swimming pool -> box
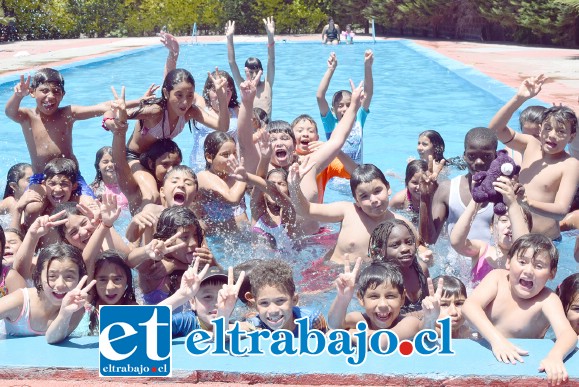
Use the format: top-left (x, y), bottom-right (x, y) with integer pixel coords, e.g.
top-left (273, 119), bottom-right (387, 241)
top-left (0, 40), bottom-right (575, 295)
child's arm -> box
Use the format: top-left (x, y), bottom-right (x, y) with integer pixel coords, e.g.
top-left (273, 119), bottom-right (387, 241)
top-left (421, 277), bottom-right (443, 330)
top-left (362, 50), bottom-right (374, 111)
top-left (450, 199), bottom-right (486, 259)
top-left (418, 156), bottom-right (447, 244)
top-left (488, 75), bottom-right (545, 152)
top-left (46, 276), bottom-right (96, 344)
top-left (5, 75), bottom-right (31, 124)
top-left (462, 270), bottom-right (529, 364)
top-left (160, 32), bottom-right (179, 77)
top-left (316, 52), bottom-right (337, 118)
top-left (191, 70), bottom-right (230, 132)
top-left (125, 204), bottom-right (159, 243)
top-left (328, 257), bottom-right (361, 329)
top-left (235, 69), bottom-right (262, 174)
top-left (216, 267), bottom-right (245, 321)
top-left (538, 294), bottom-right (578, 386)
top-left (225, 20), bottom-right (244, 87)
top-left (264, 17), bottom-right (275, 87)
top-left (127, 233), bottom-right (185, 269)
top-left (494, 176), bottom-right (530, 241)
top-left (159, 260), bottom-right (209, 311)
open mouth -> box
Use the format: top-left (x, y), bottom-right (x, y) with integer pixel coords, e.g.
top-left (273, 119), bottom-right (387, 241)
top-left (275, 149), bottom-right (288, 159)
top-left (375, 311), bottom-right (391, 322)
top-left (266, 314), bottom-right (284, 327)
top-left (52, 291), bottom-right (66, 300)
top-left (51, 194), bottom-right (66, 203)
top-left (173, 192), bottom-right (186, 205)
top-left (519, 279), bottom-right (533, 290)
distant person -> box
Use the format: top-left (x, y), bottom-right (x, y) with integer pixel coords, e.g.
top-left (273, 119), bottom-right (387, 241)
top-left (341, 24), bottom-right (355, 44)
top-left (321, 18), bottom-right (340, 45)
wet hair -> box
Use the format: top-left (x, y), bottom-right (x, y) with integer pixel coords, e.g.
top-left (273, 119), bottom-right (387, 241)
top-left (291, 114), bottom-right (319, 136)
top-left (405, 159), bottom-right (427, 187)
top-left (464, 127), bottom-right (498, 150)
top-left (250, 259), bottom-right (295, 298)
top-left (90, 146), bottom-right (112, 191)
top-left (33, 243), bottom-right (86, 295)
top-left (234, 259), bottom-right (264, 305)
top-left (432, 275), bottom-right (467, 299)
top-left (153, 206), bottom-right (203, 244)
top-left (203, 131), bottom-right (236, 170)
top-left (245, 57), bottom-right (263, 72)
top-left (43, 157), bottom-right (78, 184)
top-left (0, 225), bottom-right (5, 268)
top-left (350, 164), bottom-right (389, 198)
top-left (492, 202), bottom-right (533, 231)
top-left (253, 107), bottom-right (270, 126)
top-left (31, 68), bottom-right (65, 93)
top-left (541, 106), bottom-right (577, 135)
top-left (507, 233), bottom-right (558, 272)
top-left (419, 130), bottom-right (446, 162)
top-left (3, 162), bottom-right (32, 199)
top-left (519, 105), bottom-right (547, 130)
top-left (3, 227), bottom-right (24, 241)
top-left (556, 273), bottom-right (579, 315)
top-left (202, 70), bottom-right (239, 109)
top-left (163, 164), bottom-right (198, 187)
top-left (268, 120), bottom-right (296, 144)
top-left (139, 139), bottom-right (182, 176)
top-left (368, 218), bottom-right (416, 261)
top-left (51, 202), bottom-right (84, 241)
top-left (357, 262), bottom-right (405, 299)
top-left (331, 90), bottom-right (352, 111)
top-left (266, 167), bottom-right (288, 181)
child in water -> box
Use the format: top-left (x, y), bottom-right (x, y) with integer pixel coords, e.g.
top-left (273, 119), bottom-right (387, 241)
top-left (89, 146), bottom-right (128, 209)
top-left (0, 162), bottom-right (32, 215)
top-left (0, 225), bottom-right (26, 298)
top-left (389, 159), bottom-right (428, 222)
top-left (556, 273), bottom-right (579, 338)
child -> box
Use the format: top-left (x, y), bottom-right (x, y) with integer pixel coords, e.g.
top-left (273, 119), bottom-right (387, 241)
top-left (89, 146), bottom-right (128, 209)
top-left (505, 105), bottom-right (547, 165)
top-left (226, 17), bottom-right (275, 116)
top-left (416, 130), bottom-right (445, 163)
top-left (0, 162), bottom-right (32, 215)
top-left (389, 159), bottom-right (428, 221)
top-left (341, 24), bottom-right (355, 44)
top-left (88, 249), bottom-right (137, 334)
top-left (328, 259), bottom-right (421, 349)
top-left (556, 273), bottom-right (579, 337)
top-left (0, 225), bottom-right (26, 298)
top-left (245, 259), bottom-right (328, 334)
top-left (421, 275), bottom-right (472, 338)
top-left (488, 75), bottom-right (579, 240)
top-left (0, 243), bottom-right (95, 343)
top-left (2, 228), bottom-right (24, 267)
top-left (450, 176), bottom-right (532, 286)
top-left (369, 219), bottom-right (430, 315)
top-left (190, 70), bottom-right (240, 173)
top-left (316, 50), bottom-right (374, 164)
top-left (462, 234), bottom-right (577, 386)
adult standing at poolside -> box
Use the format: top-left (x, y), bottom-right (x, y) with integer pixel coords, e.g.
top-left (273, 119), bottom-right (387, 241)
top-left (321, 18), bottom-right (340, 45)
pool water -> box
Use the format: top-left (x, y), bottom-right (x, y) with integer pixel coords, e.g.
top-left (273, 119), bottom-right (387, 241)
top-left (0, 40), bottom-right (575, 313)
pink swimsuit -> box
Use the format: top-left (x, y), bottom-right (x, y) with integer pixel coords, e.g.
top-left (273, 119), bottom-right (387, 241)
top-left (4, 288), bottom-right (44, 336)
top-left (471, 244), bottom-right (494, 285)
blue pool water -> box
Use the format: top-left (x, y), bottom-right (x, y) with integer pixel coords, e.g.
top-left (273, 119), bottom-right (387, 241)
top-left (0, 40), bottom-right (575, 309)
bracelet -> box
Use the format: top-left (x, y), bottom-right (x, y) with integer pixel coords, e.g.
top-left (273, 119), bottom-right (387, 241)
top-left (101, 117), bottom-right (114, 131)
top-left (267, 41), bottom-right (275, 47)
top-left (102, 223), bottom-right (113, 229)
top-left (503, 130), bottom-right (516, 145)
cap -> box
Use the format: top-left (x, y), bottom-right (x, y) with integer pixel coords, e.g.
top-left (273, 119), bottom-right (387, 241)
top-left (201, 266), bottom-right (228, 284)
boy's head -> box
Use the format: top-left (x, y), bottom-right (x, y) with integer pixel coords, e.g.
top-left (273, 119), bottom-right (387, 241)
top-left (539, 106), bottom-right (577, 155)
top-left (193, 266), bottom-right (228, 328)
top-left (140, 139), bottom-right (182, 183)
top-left (357, 262), bottom-right (405, 330)
top-left (31, 69), bottom-right (65, 115)
top-left (252, 107), bottom-right (269, 131)
top-left (160, 165), bottom-right (198, 208)
top-left (350, 164), bottom-right (391, 217)
top-left (245, 57), bottom-right (263, 81)
top-left (268, 120), bottom-right (296, 168)
top-left (463, 127), bottom-right (497, 175)
top-left (154, 206), bottom-right (204, 265)
top-left (291, 114), bottom-right (319, 154)
top-left (43, 157), bottom-right (79, 205)
top-left (331, 90), bottom-right (352, 120)
top-left (233, 259), bottom-right (264, 305)
top-left (506, 233), bottom-right (558, 299)
top-left (432, 275), bottom-right (467, 333)
top-left (519, 105), bottom-right (547, 138)
top-left (247, 260), bottom-right (298, 331)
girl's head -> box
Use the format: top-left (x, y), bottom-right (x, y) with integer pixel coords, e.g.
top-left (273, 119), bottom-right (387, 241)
top-left (331, 90), bottom-right (352, 120)
top-left (350, 164), bottom-right (391, 217)
top-left (43, 157), bottom-right (79, 205)
top-left (417, 130), bottom-right (445, 162)
top-left (93, 250), bottom-right (135, 306)
top-left (265, 168), bottom-right (289, 206)
top-left (369, 219), bottom-right (417, 268)
top-left (346, 24), bottom-right (352, 32)
top-left (162, 69), bottom-right (196, 117)
top-left (356, 262), bottom-right (405, 330)
top-left (53, 202), bottom-right (96, 249)
top-left (203, 70), bottom-right (239, 110)
top-left (405, 159), bottom-right (427, 199)
top-left (432, 275), bottom-right (467, 333)
top-left (2, 227), bottom-right (24, 266)
top-left (268, 121), bottom-right (296, 168)
top-left (33, 243), bottom-right (86, 305)
top-left (204, 131), bottom-right (236, 171)
top-left (91, 146), bottom-right (115, 186)
top-left (491, 204), bottom-right (533, 250)
top-left (519, 105), bottom-right (547, 138)
top-left (556, 273), bottom-right (579, 335)
top-left (253, 108), bottom-right (270, 131)
top-left (140, 139), bottom-right (182, 183)
top-left (154, 206), bottom-right (204, 265)
top-left (160, 165), bottom-right (198, 207)
top-left (291, 114), bottom-right (319, 154)
top-left (3, 162), bottom-right (32, 200)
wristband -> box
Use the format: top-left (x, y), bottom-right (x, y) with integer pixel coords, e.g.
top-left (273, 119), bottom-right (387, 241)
top-left (268, 41), bottom-right (275, 47)
top-left (101, 117), bottom-right (114, 131)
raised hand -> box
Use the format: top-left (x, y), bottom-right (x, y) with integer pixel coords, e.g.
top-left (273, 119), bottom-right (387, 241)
top-left (144, 231), bottom-right (186, 261)
top-left (159, 31), bottom-right (179, 57)
top-left (419, 155), bottom-right (445, 197)
top-left (132, 210), bottom-right (159, 232)
top-left (493, 176), bottom-right (517, 207)
top-left (239, 67), bottom-right (263, 102)
top-left (517, 74), bottom-right (546, 100)
top-left (422, 277), bottom-right (443, 326)
top-left (263, 16), bottom-right (275, 37)
top-left (28, 210), bottom-right (68, 238)
top-left (228, 157), bottom-right (248, 181)
top-left (364, 49), bottom-right (374, 67)
top-left (217, 266), bottom-right (245, 318)
top-left (77, 201), bottom-right (101, 227)
top-left (14, 75), bottom-right (31, 98)
top-left (175, 258), bottom-right (210, 300)
top-left (193, 246), bottom-right (215, 267)
top-left (288, 156), bottom-right (316, 187)
top-left (335, 255), bottom-right (362, 298)
top-left (16, 189), bottom-right (44, 212)
top-left (327, 52), bottom-right (337, 70)
top-left (208, 67), bottom-right (228, 100)
top-left (98, 193), bottom-right (121, 228)
top-left (349, 79), bottom-right (365, 110)
top-left (256, 129), bottom-right (272, 159)
top-left (225, 20), bottom-right (235, 38)
top-left (142, 83), bottom-right (160, 101)
top-left (59, 275), bottom-right (97, 316)
top-left (110, 86), bottom-right (127, 123)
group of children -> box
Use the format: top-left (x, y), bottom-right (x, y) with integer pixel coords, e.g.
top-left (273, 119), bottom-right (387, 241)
top-left (0, 19), bottom-right (578, 384)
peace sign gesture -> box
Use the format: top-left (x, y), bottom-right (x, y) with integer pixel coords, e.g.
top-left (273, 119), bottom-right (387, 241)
top-left (110, 86), bottom-right (127, 123)
top-left (517, 74), bottom-right (546, 100)
top-left (208, 67), bottom-right (228, 100)
top-left (28, 210), bottom-right (68, 239)
top-left (349, 79), bottom-right (365, 110)
top-left (175, 258), bottom-right (210, 300)
top-left (419, 155), bottom-right (445, 197)
top-left (217, 266), bottom-right (245, 319)
top-left (14, 75), bottom-right (31, 98)
top-left (335, 255), bottom-right (362, 299)
top-left (421, 277), bottom-right (444, 328)
top-left (239, 67), bottom-right (263, 102)
top-left (59, 275), bottom-right (97, 316)
top-left (144, 231), bottom-right (186, 261)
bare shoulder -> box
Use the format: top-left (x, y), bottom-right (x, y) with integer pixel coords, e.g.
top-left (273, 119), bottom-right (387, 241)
top-left (390, 189), bottom-right (406, 209)
top-left (433, 179), bottom-right (451, 203)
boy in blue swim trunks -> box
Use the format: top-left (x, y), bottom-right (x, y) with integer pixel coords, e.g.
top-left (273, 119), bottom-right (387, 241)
top-left (316, 50), bottom-right (374, 164)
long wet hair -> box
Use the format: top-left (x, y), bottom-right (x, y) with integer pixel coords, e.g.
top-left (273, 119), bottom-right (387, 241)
top-left (3, 162), bottom-right (32, 199)
top-left (90, 146), bottom-right (112, 196)
top-left (557, 273), bottom-right (579, 316)
top-left (33, 244), bottom-right (86, 295)
top-left (419, 130), bottom-right (445, 162)
top-left (405, 159), bottom-right (427, 187)
top-left (203, 131), bottom-right (235, 170)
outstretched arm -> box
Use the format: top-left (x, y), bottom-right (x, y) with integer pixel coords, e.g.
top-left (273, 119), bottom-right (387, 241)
top-left (5, 75), bottom-right (31, 124)
top-left (264, 16), bottom-right (275, 87)
top-left (418, 157), bottom-right (447, 244)
top-left (226, 20), bottom-right (243, 87)
top-left (316, 52), bottom-right (337, 118)
top-left (160, 32), bottom-right (180, 77)
top-left (450, 199), bottom-right (484, 258)
top-left (362, 50), bottom-right (374, 111)
top-left (236, 68), bottom-right (262, 174)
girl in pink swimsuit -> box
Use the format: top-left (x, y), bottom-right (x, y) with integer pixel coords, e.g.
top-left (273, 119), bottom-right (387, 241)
top-left (89, 146), bottom-right (129, 209)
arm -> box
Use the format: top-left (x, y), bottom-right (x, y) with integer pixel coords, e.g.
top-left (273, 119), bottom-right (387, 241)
top-left (159, 261), bottom-right (209, 311)
top-left (264, 17), bottom-right (275, 87)
top-left (362, 50), bottom-right (374, 111)
top-left (494, 177), bottom-right (529, 240)
top-left (336, 151), bottom-right (358, 174)
top-left (160, 32), bottom-right (179, 77)
top-left (225, 20), bottom-right (243, 87)
top-left (236, 69), bottom-right (262, 174)
top-left (190, 71), bottom-right (230, 132)
top-left (450, 199), bottom-right (485, 258)
top-left (5, 75), bottom-right (30, 123)
top-left (321, 25), bottom-right (328, 42)
top-left (125, 205), bottom-right (159, 243)
top-left (328, 257), bottom-right (361, 329)
top-left (316, 52), bottom-right (337, 118)
top-left (418, 179), bottom-right (448, 245)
